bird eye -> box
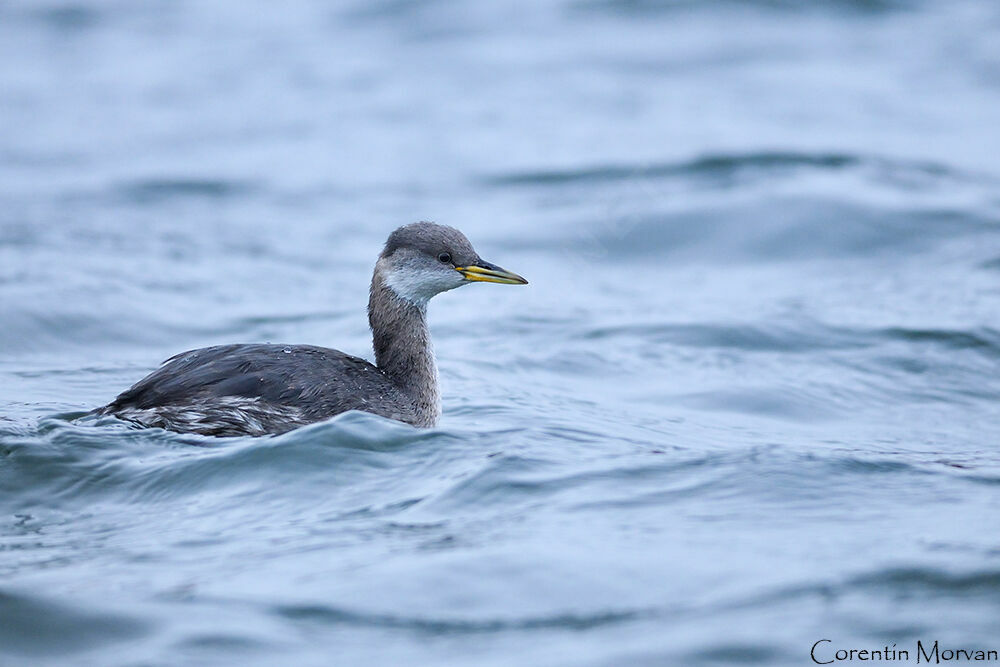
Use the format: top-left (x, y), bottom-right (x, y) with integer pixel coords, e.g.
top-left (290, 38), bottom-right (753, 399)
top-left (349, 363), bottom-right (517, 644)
top-left (437, 252), bottom-right (452, 264)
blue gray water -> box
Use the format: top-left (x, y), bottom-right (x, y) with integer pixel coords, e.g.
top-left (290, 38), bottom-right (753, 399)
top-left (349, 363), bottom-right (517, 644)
top-left (2, 1), bottom-right (1000, 665)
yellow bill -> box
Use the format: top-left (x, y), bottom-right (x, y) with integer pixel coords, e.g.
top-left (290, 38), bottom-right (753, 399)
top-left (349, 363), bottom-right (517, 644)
top-left (456, 262), bottom-right (528, 285)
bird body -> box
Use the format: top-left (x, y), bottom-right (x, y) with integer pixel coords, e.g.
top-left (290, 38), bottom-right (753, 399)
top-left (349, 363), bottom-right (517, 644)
top-left (97, 223), bottom-right (527, 436)
top-left (102, 343), bottom-right (418, 436)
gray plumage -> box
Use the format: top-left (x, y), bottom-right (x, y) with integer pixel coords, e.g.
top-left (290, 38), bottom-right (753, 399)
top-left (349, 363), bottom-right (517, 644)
top-left (97, 222), bottom-right (527, 437)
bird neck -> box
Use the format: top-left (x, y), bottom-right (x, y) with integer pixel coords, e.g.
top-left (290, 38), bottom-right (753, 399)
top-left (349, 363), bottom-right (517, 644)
top-left (368, 265), bottom-right (440, 426)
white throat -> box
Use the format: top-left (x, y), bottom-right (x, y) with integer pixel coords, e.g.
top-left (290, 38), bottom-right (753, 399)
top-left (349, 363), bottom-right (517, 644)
top-left (384, 265), bottom-right (459, 306)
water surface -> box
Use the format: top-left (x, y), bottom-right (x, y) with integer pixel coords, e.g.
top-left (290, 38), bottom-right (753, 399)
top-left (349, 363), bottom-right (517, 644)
top-left (2, 0), bottom-right (1000, 665)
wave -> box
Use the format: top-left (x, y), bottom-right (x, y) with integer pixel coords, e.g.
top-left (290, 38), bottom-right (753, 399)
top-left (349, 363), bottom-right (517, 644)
top-left (578, 320), bottom-right (1000, 358)
top-left (563, 319), bottom-right (1000, 418)
top-left (482, 151), bottom-right (861, 187)
top-left (0, 306), bottom-right (197, 356)
top-left (572, 0), bottom-right (922, 18)
top-left (0, 412), bottom-right (456, 510)
top-left (0, 588), bottom-right (148, 658)
top-left (0, 302), bottom-right (351, 357)
top-left (114, 178), bottom-right (258, 205)
top-left (482, 151), bottom-right (998, 264)
top-left (847, 567), bottom-right (1000, 595)
top-left (616, 204), bottom-right (989, 261)
top-left (417, 443), bottom-right (996, 517)
top-left (273, 602), bottom-right (644, 633)
top-left (259, 562), bottom-right (1000, 640)
top-left (12, 407), bottom-right (989, 521)
top-left (480, 151), bottom-right (987, 189)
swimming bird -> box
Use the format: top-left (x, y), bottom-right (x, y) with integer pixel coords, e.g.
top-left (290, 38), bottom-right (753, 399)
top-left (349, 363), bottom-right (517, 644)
top-left (97, 222), bottom-right (527, 436)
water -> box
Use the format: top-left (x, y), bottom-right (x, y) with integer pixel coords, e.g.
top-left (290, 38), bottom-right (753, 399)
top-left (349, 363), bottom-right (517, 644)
top-left (2, 0), bottom-right (1000, 664)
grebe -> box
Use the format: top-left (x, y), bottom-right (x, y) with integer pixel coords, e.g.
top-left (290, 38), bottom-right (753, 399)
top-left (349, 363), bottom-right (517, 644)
top-left (97, 222), bottom-right (527, 436)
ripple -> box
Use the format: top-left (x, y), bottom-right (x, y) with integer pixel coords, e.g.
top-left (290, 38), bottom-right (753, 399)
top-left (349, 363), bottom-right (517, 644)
top-left (579, 320), bottom-right (868, 353)
top-left (553, 201), bottom-right (995, 263)
top-left (273, 602), bottom-right (645, 634)
top-left (115, 178), bottom-right (258, 205)
top-left (674, 387), bottom-right (838, 421)
top-left (847, 567), bottom-right (1000, 599)
top-left (481, 151), bottom-right (862, 187)
top-left (25, 4), bottom-right (103, 31)
top-left (0, 589), bottom-right (149, 657)
top-left (2, 0), bottom-right (999, 663)
top-left (579, 320), bottom-right (1000, 359)
top-left (424, 450), bottom-right (739, 513)
top-left (480, 152), bottom-right (982, 189)
top-left (573, 0), bottom-right (919, 17)
top-left (689, 644), bottom-right (784, 664)
top-left (0, 412), bottom-right (451, 508)
top-left (879, 326), bottom-right (1000, 356)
